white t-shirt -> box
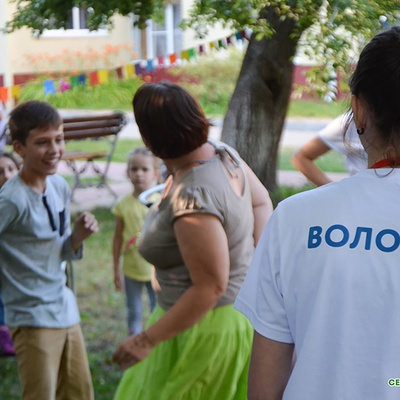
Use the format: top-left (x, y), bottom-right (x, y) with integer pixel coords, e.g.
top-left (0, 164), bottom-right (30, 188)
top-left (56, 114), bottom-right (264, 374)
top-left (235, 169), bottom-right (400, 400)
top-left (319, 114), bottom-right (368, 175)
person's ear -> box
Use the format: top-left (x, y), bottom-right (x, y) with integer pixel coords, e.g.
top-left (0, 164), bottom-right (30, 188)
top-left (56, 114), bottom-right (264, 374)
top-left (351, 95), bottom-right (367, 132)
top-left (13, 140), bottom-right (25, 158)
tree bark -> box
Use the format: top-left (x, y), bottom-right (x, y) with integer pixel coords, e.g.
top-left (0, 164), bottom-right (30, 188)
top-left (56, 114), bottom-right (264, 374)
top-left (221, 8), bottom-right (301, 191)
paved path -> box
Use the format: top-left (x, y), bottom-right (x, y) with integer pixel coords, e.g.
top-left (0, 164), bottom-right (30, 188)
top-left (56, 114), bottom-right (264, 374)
top-left (58, 113), bottom-right (348, 212)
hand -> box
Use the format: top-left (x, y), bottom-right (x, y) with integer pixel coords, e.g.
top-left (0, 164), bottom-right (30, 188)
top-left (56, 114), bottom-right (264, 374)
top-left (71, 211), bottom-right (99, 251)
top-left (113, 331), bottom-right (155, 370)
top-left (114, 271), bottom-right (123, 291)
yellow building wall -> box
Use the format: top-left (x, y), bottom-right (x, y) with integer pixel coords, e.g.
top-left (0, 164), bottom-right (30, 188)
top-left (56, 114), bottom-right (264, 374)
top-left (2, 0), bottom-right (135, 84)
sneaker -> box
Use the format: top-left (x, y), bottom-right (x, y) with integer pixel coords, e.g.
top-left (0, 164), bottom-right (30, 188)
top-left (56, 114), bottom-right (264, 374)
top-left (0, 325), bottom-right (15, 357)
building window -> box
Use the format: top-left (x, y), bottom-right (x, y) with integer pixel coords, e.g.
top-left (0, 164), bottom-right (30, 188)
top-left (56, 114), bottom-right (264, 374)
top-left (146, 3), bottom-right (182, 59)
top-left (66, 7), bottom-right (90, 30)
top-left (39, 7), bottom-right (108, 38)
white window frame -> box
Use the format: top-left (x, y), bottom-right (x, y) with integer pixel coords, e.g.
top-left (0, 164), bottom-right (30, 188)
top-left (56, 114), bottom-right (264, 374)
top-left (39, 7), bottom-right (109, 38)
top-left (146, 3), bottom-right (180, 59)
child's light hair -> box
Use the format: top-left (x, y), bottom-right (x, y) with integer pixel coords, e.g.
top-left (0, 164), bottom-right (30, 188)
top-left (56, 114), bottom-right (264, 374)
top-left (127, 147), bottom-right (162, 170)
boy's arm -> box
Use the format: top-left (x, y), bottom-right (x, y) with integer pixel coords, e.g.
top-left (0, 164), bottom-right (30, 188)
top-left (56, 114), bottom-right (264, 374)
top-left (112, 217), bottom-right (124, 290)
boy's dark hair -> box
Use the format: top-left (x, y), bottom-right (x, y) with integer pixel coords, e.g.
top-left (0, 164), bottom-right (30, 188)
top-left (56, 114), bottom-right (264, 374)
top-left (132, 81), bottom-right (210, 159)
top-left (349, 26), bottom-right (400, 145)
top-left (0, 151), bottom-right (21, 168)
top-left (9, 100), bottom-right (62, 144)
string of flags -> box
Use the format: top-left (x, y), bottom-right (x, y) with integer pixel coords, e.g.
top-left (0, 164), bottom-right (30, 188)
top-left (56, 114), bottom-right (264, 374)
top-left (0, 31), bottom-right (249, 104)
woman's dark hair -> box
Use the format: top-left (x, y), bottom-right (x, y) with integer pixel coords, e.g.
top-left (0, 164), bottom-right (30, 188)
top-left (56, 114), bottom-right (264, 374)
top-left (348, 27), bottom-right (400, 148)
top-left (132, 81), bottom-right (210, 159)
top-left (9, 100), bottom-right (62, 144)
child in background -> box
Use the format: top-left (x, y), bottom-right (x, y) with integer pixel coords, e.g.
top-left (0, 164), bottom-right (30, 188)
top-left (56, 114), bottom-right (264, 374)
top-left (112, 147), bottom-right (160, 335)
top-left (0, 152), bottom-right (20, 357)
top-left (0, 100), bottom-right (98, 400)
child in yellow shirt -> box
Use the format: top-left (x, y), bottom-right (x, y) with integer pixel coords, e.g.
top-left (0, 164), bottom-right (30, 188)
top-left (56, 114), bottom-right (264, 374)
top-left (112, 148), bottom-right (160, 334)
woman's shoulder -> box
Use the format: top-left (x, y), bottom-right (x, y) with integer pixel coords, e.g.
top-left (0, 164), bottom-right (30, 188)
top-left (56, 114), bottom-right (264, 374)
top-left (208, 139), bottom-right (241, 162)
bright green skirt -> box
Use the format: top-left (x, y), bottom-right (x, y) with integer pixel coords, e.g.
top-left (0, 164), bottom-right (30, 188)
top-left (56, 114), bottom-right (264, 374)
top-left (113, 304), bottom-right (252, 400)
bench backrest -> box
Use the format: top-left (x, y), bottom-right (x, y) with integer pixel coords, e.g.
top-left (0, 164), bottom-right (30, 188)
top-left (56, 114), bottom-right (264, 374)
top-left (62, 112), bottom-right (127, 140)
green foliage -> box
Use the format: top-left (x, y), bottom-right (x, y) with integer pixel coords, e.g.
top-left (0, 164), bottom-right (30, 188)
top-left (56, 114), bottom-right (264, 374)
top-left (185, 0), bottom-right (399, 99)
top-left (4, 0), bottom-right (165, 33)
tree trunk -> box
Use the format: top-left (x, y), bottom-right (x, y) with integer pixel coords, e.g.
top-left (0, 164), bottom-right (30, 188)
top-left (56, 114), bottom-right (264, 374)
top-left (221, 9), bottom-right (301, 191)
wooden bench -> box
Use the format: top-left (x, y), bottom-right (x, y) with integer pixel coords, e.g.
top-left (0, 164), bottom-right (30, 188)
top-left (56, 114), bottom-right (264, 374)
top-left (61, 111), bottom-right (127, 200)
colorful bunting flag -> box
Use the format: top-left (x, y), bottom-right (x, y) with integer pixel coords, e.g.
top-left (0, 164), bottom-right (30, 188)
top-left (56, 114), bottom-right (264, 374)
top-left (227, 36), bottom-right (233, 46)
top-left (44, 80), bottom-right (56, 96)
top-left (188, 48), bottom-right (196, 60)
top-left (0, 87), bottom-right (9, 102)
top-left (124, 64), bottom-right (135, 78)
top-left (134, 63), bottom-right (143, 76)
top-left (209, 42), bottom-right (216, 51)
top-left (157, 56), bottom-right (165, 67)
top-left (89, 71), bottom-right (100, 87)
top-left (146, 59), bottom-right (155, 73)
top-left (115, 67), bottom-right (123, 80)
top-left (235, 32), bottom-right (243, 40)
top-left (98, 70), bottom-right (109, 84)
top-left (59, 78), bottom-right (71, 93)
top-left (169, 53), bottom-right (177, 65)
top-left (218, 39), bottom-right (226, 49)
top-left (70, 75), bottom-right (79, 88)
top-left (181, 50), bottom-right (189, 62)
top-left (78, 74), bottom-right (87, 86)
top-left (199, 45), bottom-right (205, 54)
top-left (11, 85), bottom-right (21, 100)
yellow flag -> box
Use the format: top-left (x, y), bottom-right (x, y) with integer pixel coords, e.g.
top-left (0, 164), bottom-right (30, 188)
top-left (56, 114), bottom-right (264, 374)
top-left (98, 70), bottom-right (109, 84)
top-left (124, 64), bottom-right (135, 78)
top-left (181, 50), bottom-right (189, 61)
top-left (11, 85), bottom-right (21, 99)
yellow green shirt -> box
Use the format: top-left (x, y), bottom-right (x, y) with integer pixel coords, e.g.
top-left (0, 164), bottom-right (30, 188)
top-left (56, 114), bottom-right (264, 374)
top-left (112, 194), bottom-right (156, 281)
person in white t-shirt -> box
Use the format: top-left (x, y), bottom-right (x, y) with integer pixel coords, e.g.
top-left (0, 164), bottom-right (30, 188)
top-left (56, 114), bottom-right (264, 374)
top-left (291, 114), bottom-right (368, 186)
top-left (235, 26), bottom-right (400, 400)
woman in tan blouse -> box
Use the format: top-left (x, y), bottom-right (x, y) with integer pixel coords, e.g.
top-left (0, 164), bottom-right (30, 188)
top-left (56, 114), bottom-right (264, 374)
top-left (113, 81), bottom-right (273, 400)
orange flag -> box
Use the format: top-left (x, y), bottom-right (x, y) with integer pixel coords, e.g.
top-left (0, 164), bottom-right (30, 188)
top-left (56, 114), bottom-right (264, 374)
top-left (0, 87), bottom-right (9, 102)
top-left (169, 53), bottom-right (177, 65)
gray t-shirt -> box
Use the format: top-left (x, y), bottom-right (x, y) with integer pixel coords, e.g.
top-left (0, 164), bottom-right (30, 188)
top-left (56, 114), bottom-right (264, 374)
top-left (0, 174), bottom-right (82, 328)
top-left (139, 141), bottom-right (255, 310)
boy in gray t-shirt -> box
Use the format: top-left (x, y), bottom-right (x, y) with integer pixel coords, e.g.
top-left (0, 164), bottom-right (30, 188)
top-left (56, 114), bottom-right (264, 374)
top-left (0, 100), bottom-right (98, 400)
